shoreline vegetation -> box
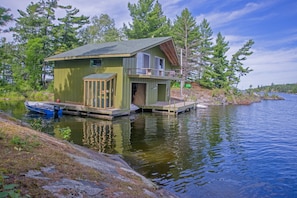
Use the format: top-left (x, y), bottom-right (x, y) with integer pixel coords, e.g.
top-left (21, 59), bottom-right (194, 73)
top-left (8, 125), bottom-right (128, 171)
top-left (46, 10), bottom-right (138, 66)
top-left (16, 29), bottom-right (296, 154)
top-left (0, 83), bottom-right (287, 104)
top-left (0, 84), bottom-right (287, 197)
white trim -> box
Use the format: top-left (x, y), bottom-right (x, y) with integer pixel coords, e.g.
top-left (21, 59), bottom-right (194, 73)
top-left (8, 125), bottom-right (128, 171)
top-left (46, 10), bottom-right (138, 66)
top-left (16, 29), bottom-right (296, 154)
top-left (154, 56), bottom-right (165, 76)
top-left (136, 52), bottom-right (150, 74)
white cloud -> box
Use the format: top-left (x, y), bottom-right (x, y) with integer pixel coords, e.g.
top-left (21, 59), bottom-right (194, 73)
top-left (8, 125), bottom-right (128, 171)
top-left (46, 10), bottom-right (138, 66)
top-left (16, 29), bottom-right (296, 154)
top-left (239, 47), bottom-right (297, 89)
top-left (196, 2), bottom-right (264, 28)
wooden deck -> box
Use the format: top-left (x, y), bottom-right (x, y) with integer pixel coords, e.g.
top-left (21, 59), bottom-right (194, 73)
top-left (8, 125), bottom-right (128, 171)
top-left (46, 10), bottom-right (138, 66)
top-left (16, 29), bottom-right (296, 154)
top-left (46, 102), bottom-right (130, 120)
top-left (141, 101), bottom-right (196, 115)
top-left (46, 101), bottom-right (196, 120)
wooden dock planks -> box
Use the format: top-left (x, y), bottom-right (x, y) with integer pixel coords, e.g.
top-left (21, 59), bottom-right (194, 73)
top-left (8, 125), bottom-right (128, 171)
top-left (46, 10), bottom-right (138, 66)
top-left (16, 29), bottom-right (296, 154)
top-left (46, 101), bottom-right (196, 120)
top-left (142, 101), bottom-right (196, 115)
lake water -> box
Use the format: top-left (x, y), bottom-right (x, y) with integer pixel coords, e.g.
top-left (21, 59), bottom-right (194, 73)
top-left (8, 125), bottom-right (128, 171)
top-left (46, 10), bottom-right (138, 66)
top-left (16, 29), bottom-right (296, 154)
top-left (1, 93), bottom-right (297, 198)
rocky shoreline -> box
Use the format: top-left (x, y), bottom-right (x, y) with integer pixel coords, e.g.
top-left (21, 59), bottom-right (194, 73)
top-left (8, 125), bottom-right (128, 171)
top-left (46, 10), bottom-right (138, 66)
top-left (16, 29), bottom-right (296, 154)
top-left (0, 112), bottom-right (178, 198)
top-left (171, 85), bottom-right (284, 106)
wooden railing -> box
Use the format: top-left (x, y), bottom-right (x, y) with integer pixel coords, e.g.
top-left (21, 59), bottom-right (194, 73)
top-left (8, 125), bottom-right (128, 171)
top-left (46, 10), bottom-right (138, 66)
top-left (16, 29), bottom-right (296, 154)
top-left (125, 68), bottom-right (181, 79)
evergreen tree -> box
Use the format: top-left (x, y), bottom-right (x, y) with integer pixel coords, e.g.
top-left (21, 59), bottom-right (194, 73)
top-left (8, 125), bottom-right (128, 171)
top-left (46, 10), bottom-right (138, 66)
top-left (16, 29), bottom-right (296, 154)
top-left (196, 19), bottom-right (213, 80)
top-left (0, 6), bottom-right (13, 33)
top-left (172, 8), bottom-right (199, 81)
top-left (13, 1), bottom-right (57, 44)
top-left (0, 38), bottom-right (13, 87)
top-left (229, 39), bottom-right (254, 87)
top-left (79, 14), bottom-right (121, 44)
top-left (123, 0), bottom-right (170, 39)
top-left (12, 0), bottom-right (88, 91)
top-left (54, 6), bottom-right (89, 53)
top-left (12, 1), bottom-right (58, 91)
top-left (0, 7), bottom-right (13, 86)
top-left (200, 32), bottom-right (229, 89)
top-left (212, 32), bottom-right (230, 88)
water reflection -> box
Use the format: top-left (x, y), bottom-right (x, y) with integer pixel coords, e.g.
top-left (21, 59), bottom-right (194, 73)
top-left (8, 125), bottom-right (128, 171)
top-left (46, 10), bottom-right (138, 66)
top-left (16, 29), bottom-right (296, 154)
top-left (0, 100), bottom-right (27, 120)
top-left (51, 116), bottom-right (131, 154)
top-left (0, 101), bottom-right (247, 195)
top-left (82, 120), bottom-right (114, 152)
top-left (2, 97), bottom-right (297, 197)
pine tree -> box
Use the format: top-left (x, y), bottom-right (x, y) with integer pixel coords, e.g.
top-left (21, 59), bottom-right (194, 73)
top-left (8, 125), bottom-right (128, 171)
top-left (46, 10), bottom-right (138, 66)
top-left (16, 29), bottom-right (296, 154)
top-left (172, 8), bottom-right (199, 81)
top-left (197, 19), bottom-right (213, 80)
top-left (12, 1), bottom-right (88, 91)
top-left (12, 1), bottom-right (58, 91)
top-left (229, 39), bottom-right (254, 87)
top-left (54, 6), bottom-right (89, 53)
top-left (0, 7), bottom-right (13, 86)
top-left (200, 32), bottom-right (229, 89)
top-left (0, 6), bottom-right (13, 33)
top-left (123, 0), bottom-right (170, 39)
top-left (79, 14), bottom-right (121, 44)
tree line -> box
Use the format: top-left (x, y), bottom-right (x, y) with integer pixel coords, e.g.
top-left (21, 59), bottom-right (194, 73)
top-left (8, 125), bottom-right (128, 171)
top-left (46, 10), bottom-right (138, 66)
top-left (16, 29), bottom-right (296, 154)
top-left (253, 83), bottom-right (297, 94)
top-left (0, 0), bottom-right (254, 95)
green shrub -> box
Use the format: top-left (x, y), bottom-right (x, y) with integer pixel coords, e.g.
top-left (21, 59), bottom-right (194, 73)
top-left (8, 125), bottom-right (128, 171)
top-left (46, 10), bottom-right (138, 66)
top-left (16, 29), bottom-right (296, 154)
top-left (58, 127), bottom-right (71, 140)
top-left (0, 173), bottom-right (21, 198)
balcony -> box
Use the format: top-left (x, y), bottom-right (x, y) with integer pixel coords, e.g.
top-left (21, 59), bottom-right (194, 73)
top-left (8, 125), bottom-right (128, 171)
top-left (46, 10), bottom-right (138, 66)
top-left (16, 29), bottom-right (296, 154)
top-left (126, 68), bottom-right (182, 80)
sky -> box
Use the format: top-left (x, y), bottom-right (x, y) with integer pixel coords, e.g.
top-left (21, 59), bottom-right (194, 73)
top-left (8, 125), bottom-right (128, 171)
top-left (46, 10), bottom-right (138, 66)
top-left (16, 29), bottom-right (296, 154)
top-left (1, 0), bottom-right (297, 89)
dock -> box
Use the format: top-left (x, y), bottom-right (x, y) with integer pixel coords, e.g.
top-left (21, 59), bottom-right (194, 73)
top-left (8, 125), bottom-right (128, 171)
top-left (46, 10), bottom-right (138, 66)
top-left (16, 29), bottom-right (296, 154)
top-left (47, 101), bottom-right (196, 120)
top-left (141, 101), bottom-right (196, 115)
top-left (46, 102), bottom-right (130, 120)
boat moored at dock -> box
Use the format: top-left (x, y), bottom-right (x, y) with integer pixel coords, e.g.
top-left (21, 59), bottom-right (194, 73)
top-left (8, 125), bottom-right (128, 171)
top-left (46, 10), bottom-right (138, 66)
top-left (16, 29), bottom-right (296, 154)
top-left (24, 101), bottom-right (63, 117)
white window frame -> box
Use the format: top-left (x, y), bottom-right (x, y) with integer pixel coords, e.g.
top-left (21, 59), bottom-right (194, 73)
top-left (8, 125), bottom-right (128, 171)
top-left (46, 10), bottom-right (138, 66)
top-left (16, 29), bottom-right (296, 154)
top-left (155, 56), bottom-right (165, 76)
top-left (136, 52), bottom-right (150, 74)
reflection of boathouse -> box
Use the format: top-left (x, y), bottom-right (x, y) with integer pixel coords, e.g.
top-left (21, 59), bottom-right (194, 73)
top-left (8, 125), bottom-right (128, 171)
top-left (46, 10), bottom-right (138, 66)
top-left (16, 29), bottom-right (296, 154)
top-left (82, 119), bottom-right (131, 153)
top-left (54, 113), bottom-right (181, 156)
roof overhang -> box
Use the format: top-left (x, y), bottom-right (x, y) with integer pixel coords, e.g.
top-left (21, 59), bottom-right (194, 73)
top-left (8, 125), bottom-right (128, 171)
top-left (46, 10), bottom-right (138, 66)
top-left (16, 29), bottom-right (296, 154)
top-left (159, 40), bottom-right (180, 66)
top-left (83, 73), bottom-right (117, 81)
top-left (45, 54), bottom-right (132, 62)
top-left (45, 37), bottom-right (180, 67)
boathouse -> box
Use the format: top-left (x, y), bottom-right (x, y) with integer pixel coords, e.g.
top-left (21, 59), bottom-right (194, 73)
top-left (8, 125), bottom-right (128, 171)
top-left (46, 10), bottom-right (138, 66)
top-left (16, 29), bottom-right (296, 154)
top-left (45, 37), bottom-right (195, 119)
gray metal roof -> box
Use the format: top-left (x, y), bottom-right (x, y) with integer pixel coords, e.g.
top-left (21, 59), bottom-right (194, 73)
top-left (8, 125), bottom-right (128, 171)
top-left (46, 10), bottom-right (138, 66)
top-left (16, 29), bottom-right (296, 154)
top-left (45, 37), bottom-right (173, 61)
top-left (83, 73), bottom-right (116, 80)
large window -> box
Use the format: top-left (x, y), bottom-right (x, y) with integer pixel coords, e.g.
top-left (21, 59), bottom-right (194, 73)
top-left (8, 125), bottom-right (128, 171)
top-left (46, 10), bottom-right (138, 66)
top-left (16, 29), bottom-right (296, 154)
top-left (136, 52), bottom-right (150, 74)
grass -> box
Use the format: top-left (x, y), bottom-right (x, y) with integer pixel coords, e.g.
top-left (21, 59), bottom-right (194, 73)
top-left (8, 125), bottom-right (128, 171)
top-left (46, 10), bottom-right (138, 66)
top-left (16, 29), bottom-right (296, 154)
top-left (0, 90), bottom-right (54, 102)
top-left (0, 118), bottom-right (104, 196)
top-left (10, 135), bottom-right (40, 152)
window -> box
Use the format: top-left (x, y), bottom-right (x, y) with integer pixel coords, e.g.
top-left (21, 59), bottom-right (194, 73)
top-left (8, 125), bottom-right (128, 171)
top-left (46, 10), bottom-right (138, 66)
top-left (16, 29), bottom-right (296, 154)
top-left (136, 52), bottom-right (150, 74)
top-left (155, 56), bottom-right (165, 76)
top-left (90, 59), bottom-right (102, 67)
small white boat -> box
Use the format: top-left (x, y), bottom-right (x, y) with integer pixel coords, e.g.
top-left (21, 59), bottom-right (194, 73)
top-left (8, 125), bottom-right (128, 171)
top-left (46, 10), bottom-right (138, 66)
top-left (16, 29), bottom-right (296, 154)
top-left (24, 101), bottom-right (63, 116)
top-left (196, 104), bottom-right (207, 108)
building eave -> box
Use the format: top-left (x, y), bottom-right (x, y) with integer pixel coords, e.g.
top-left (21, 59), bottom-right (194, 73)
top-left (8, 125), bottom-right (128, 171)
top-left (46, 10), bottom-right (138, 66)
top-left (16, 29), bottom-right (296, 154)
top-left (45, 53), bottom-right (133, 62)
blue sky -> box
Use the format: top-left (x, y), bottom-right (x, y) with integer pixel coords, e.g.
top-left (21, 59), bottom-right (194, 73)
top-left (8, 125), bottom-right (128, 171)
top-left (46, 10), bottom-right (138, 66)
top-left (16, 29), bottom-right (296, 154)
top-left (2, 0), bottom-right (297, 89)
